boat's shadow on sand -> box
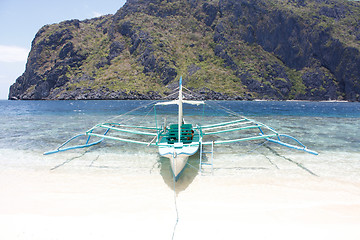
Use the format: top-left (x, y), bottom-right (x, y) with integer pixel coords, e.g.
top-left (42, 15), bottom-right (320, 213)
top-left (159, 152), bottom-right (202, 194)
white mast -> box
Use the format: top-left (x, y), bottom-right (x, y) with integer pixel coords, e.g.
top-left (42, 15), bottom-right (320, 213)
top-left (154, 76), bottom-right (204, 144)
top-left (178, 76), bottom-right (183, 143)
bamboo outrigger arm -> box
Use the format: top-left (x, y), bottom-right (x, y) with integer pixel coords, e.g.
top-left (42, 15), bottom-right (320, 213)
top-left (44, 130), bottom-right (109, 155)
top-left (265, 134), bottom-right (318, 155)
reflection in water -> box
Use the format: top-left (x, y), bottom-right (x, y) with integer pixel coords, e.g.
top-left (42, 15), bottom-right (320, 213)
top-left (159, 152), bottom-right (201, 194)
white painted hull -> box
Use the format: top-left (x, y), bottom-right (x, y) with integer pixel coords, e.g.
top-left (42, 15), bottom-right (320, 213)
top-left (158, 144), bottom-right (199, 179)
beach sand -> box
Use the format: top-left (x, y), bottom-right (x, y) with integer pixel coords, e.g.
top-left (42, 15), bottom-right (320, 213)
top-left (1, 163), bottom-right (360, 240)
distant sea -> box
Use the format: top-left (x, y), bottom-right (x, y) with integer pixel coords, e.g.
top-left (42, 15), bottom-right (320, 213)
top-left (0, 100), bottom-right (359, 183)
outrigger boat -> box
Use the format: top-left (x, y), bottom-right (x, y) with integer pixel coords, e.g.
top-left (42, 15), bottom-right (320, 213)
top-left (45, 77), bottom-right (317, 180)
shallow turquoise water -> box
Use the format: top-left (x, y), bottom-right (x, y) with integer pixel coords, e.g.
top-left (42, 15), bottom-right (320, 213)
top-left (0, 100), bottom-right (359, 182)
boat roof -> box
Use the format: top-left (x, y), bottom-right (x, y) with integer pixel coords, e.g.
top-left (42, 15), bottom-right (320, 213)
top-left (155, 100), bottom-right (205, 106)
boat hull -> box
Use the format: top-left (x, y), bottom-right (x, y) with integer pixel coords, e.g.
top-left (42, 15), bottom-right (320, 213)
top-left (158, 143), bottom-right (199, 179)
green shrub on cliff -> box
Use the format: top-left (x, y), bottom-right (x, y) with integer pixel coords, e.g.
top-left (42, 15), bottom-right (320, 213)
top-left (9, 0), bottom-right (360, 101)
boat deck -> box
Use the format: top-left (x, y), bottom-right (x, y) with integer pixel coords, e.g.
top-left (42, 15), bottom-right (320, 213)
top-left (159, 124), bottom-right (200, 145)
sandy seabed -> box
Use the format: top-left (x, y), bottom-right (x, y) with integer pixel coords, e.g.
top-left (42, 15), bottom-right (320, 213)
top-left (1, 162), bottom-right (360, 240)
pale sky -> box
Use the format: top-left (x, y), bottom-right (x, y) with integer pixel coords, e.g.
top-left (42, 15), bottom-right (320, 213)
top-left (0, 0), bottom-right (126, 99)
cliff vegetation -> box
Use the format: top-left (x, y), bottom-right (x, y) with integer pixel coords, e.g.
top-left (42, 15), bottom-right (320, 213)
top-left (9, 0), bottom-right (360, 101)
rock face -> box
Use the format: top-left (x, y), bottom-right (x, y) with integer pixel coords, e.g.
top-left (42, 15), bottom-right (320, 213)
top-left (9, 0), bottom-right (360, 101)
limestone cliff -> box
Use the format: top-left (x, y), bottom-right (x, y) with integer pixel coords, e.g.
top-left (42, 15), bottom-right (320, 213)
top-left (9, 0), bottom-right (360, 101)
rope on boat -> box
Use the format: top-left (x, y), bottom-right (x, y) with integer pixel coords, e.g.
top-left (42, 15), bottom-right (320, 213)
top-left (101, 89), bottom-right (179, 129)
top-left (105, 100), bottom-right (158, 123)
top-left (171, 155), bottom-right (179, 240)
top-left (182, 86), bottom-right (205, 100)
top-left (206, 101), bottom-right (242, 118)
top-left (181, 87), bottom-right (242, 117)
top-left (164, 90), bottom-right (180, 100)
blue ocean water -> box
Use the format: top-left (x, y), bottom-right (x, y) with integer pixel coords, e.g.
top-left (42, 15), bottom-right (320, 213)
top-left (2, 100), bottom-right (360, 118)
top-left (0, 100), bottom-right (359, 181)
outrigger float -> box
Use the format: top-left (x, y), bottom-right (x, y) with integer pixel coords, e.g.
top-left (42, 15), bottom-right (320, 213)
top-left (45, 77), bottom-right (317, 180)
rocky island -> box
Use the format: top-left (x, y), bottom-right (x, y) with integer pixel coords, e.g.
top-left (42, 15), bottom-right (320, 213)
top-left (8, 0), bottom-right (360, 101)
